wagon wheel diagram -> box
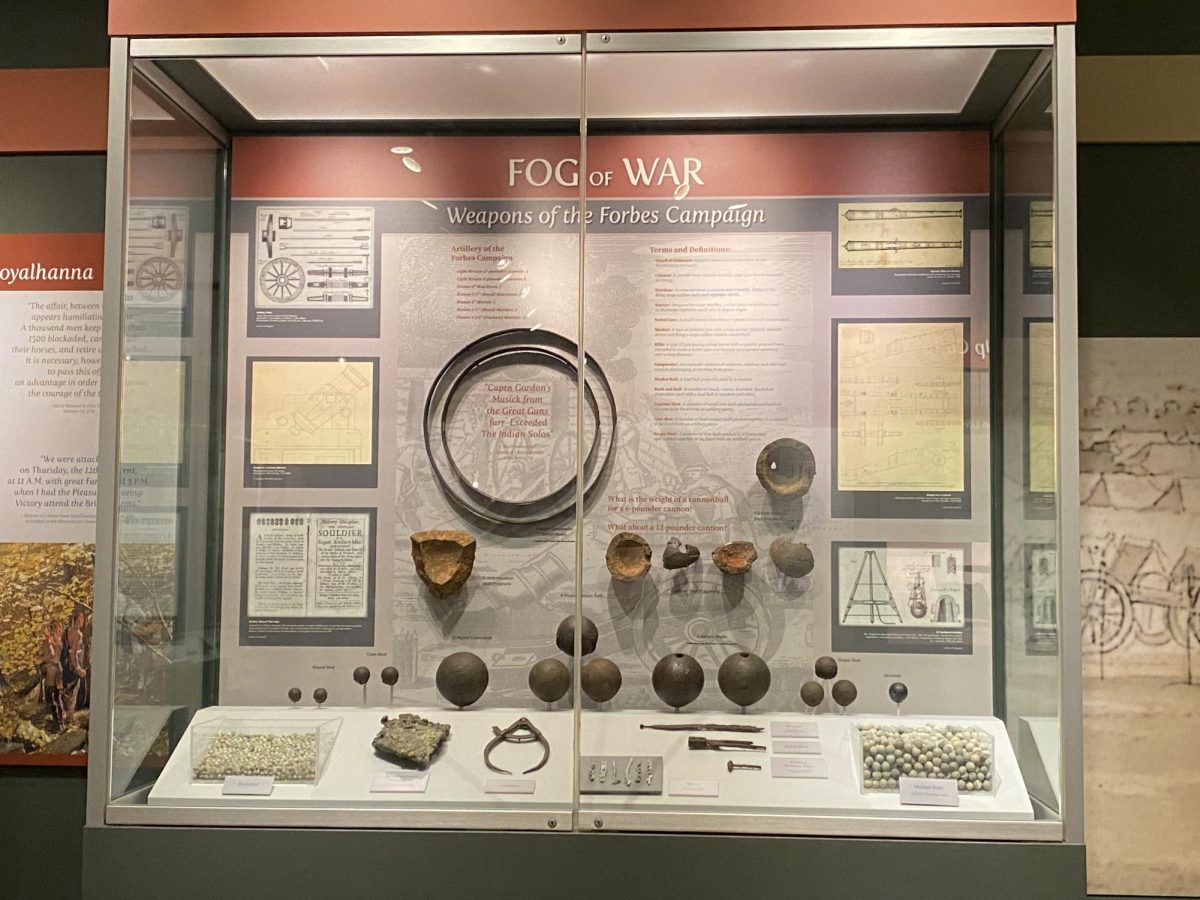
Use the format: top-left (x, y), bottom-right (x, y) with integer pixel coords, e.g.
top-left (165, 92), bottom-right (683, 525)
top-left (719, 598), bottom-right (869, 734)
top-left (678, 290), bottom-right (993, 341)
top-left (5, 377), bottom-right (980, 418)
top-left (134, 256), bottom-right (183, 302)
top-left (1080, 568), bottom-right (1134, 654)
top-left (259, 257), bottom-right (305, 303)
top-left (1167, 574), bottom-right (1200, 648)
top-left (1128, 569), bottom-right (1175, 646)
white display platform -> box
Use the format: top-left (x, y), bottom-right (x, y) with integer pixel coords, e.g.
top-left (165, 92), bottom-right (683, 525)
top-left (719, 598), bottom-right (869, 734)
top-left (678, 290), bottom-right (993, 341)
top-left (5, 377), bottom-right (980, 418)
top-left (581, 712), bottom-right (1033, 823)
top-left (148, 706), bottom-right (1032, 828)
top-left (148, 706), bottom-right (573, 812)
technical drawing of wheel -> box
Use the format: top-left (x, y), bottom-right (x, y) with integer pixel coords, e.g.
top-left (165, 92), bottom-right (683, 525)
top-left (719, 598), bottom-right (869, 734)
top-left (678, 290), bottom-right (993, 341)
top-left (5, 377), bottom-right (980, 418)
top-left (134, 256), bottom-right (183, 301)
top-left (1080, 569), bottom-right (1133, 654)
top-left (259, 257), bottom-right (304, 303)
top-left (1167, 584), bottom-right (1200, 648)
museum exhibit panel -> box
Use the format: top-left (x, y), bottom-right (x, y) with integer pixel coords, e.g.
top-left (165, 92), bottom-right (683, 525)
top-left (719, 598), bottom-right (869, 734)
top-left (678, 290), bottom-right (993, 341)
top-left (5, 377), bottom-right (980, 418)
top-left (87, 23), bottom-right (1081, 856)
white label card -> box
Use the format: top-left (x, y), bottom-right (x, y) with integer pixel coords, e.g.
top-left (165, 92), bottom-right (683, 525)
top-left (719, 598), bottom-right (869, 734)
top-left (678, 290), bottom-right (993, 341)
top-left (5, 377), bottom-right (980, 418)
top-left (221, 775), bottom-right (275, 796)
top-left (899, 776), bottom-right (960, 807)
top-left (370, 772), bottom-right (430, 794)
top-left (770, 721), bottom-right (819, 739)
top-left (772, 740), bottom-right (821, 756)
top-left (770, 757), bottom-right (829, 779)
top-left (669, 779), bottom-right (719, 798)
top-left (485, 779), bottom-right (536, 795)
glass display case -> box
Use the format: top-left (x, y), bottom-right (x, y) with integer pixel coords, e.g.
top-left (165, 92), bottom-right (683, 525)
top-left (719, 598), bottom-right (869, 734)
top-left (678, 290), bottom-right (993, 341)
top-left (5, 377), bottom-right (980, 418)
top-left (88, 25), bottom-right (1080, 858)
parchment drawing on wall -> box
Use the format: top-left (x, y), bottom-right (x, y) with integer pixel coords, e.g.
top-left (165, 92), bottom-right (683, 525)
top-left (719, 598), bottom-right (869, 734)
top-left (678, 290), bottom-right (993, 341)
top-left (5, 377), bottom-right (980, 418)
top-left (836, 320), bottom-right (966, 492)
top-left (1080, 337), bottom-right (1200, 899)
top-left (837, 201), bottom-right (964, 269)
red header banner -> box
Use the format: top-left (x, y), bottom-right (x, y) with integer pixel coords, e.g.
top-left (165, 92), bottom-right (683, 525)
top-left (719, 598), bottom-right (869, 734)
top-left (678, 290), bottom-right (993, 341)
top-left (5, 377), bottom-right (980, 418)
top-left (0, 234), bottom-right (105, 292)
top-left (232, 132), bottom-right (989, 200)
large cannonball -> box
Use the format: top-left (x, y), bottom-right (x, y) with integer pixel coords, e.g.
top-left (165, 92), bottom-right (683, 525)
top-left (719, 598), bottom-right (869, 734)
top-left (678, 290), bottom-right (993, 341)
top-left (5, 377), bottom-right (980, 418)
top-left (652, 653), bottom-right (705, 709)
top-left (528, 658), bottom-right (571, 703)
top-left (555, 615), bottom-right (599, 657)
top-left (435, 651), bottom-right (489, 708)
top-left (717, 651), bottom-right (771, 708)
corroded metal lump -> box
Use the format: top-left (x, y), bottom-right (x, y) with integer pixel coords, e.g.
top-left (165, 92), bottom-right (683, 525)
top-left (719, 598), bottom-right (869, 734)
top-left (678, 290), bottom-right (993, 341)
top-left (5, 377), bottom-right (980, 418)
top-left (662, 536), bottom-right (700, 570)
top-left (606, 532), bottom-right (652, 581)
top-left (372, 713), bottom-right (451, 769)
top-left (769, 537), bottom-right (815, 578)
top-left (755, 438), bottom-right (816, 498)
top-left (410, 529), bottom-right (476, 600)
top-left (712, 540), bottom-right (757, 575)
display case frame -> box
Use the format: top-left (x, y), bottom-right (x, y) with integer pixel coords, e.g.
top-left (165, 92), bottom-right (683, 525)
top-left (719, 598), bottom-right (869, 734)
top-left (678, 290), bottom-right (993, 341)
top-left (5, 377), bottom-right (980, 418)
top-left (85, 21), bottom-right (1082, 859)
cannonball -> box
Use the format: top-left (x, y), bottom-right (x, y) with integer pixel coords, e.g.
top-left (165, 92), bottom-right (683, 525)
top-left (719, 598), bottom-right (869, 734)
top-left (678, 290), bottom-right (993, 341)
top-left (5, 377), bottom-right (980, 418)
top-left (832, 679), bottom-right (858, 709)
top-left (353, 666), bottom-right (371, 685)
top-left (555, 614), bottom-right (598, 656)
top-left (606, 532), bottom-right (652, 581)
top-left (652, 653), bottom-right (705, 709)
top-left (814, 655), bottom-right (838, 680)
top-left (529, 658), bottom-right (571, 703)
top-left (800, 680), bottom-right (824, 709)
top-left (889, 682), bottom-right (909, 705)
top-left (769, 537), bottom-right (815, 578)
top-left (381, 666), bottom-right (400, 686)
top-left (287, 687), bottom-right (302, 703)
top-left (435, 651), bottom-right (489, 708)
top-left (717, 651), bottom-right (771, 708)
top-left (313, 688), bottom-right (328, 705)
top-left (581, 657), bottom-right (622, 703)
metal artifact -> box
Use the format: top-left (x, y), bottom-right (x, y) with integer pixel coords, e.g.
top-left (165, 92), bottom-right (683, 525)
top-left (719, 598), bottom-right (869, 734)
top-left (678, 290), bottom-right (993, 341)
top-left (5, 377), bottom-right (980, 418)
top-left (717, 651), bottom-right (771, 708)
top-left (800, 681), bottom-right (825, 710)
top-left (755, 438), bottom-right (816, 498)
top-left (581, 657), bottom-right (622, 703)
top-left (484, 717), bottom-right (550, 775)
top-left (353, 666), bottom-right (370, 685)
top-left (373, 714), bottom-right (451, 769)
top-left (712, 540), bottom-right (757, 575)
top-left (287, 687), bottom-right (302, 704)
top-left (436, 651), bottom-right (489, 708)
top-left (555, 614), bottom-right (598, 656)
top-left (888, 681), bottom-right (909, 707)
top-left (769, 537), bottom-right (815, 578)
top-left (381, 666), bottom-right (400, 686)
top-left (313, 688), bottom-right (328, 706)
top-left (639, 723), bottom-right (764, 734)
top-left (423, 330), bottom-right (616, 526)
top-left (528, 658), bottom-right (571, 704)
top-left (606, 532), bottom-right (652, 581)
top-left (687, 737), bottom-right (766, 752)
top-left (832, 679), bottom-right (858, 710)
top-left (662, 536), bottom-right (701, 570)
top-left (652, 653), bottom-right (705, 709)
top-left (410, 530), bottom-right (476, 600)
top-left (727, 761), bottom-right (763, 772)
top-left (814, 656), bottom-right (838, 680)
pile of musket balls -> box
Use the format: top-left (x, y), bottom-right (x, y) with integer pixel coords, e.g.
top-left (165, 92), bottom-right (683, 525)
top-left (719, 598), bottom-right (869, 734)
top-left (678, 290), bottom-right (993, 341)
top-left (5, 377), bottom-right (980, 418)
top-left (858, 723), bottom-right (992, 793)
top-left (194, 732), bottom-right (318, 782)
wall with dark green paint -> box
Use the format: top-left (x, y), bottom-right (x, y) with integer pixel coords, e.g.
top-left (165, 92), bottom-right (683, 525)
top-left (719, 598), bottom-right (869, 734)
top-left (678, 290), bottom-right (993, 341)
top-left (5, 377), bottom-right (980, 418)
top-left (0, 769), bottom-right (86, 896)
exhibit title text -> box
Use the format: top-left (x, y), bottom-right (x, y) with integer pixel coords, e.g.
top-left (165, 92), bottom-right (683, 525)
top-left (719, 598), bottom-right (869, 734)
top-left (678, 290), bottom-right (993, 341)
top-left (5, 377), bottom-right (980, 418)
top-left (1, 261), bottom-right (96, 285)
top-left (446, 203), bottom-right (766, 230)
top-left (508, 156), bottom-right (703, 189)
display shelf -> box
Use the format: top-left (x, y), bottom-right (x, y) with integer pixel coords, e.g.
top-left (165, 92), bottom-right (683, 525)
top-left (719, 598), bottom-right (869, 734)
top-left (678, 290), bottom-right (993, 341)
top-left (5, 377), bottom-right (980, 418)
top-left (148, 706), bottom-right (573, 812)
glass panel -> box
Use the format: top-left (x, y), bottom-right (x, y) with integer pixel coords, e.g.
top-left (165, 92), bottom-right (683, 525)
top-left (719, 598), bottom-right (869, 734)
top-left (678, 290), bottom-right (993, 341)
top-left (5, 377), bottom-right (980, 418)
top-left (577, 43), bottom-right (1060, 837)
top-left (997, 71), bottom-right (1061, 821)
top-left (110, 72), bottom-right (225, 800)
top-left (107, 46), bottom-right (586, 830)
